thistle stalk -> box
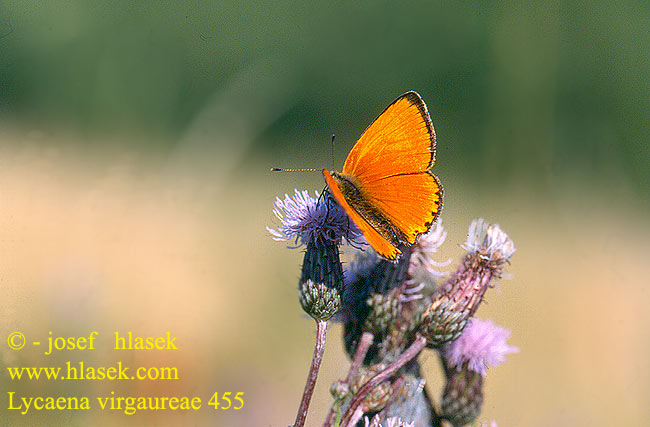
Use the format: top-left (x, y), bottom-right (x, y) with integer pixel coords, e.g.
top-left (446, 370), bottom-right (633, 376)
top-left (339, 334), bottom-right (428, 427)
top-left (323, 331), bottom-right (374, 427)
top-left (294, 320), bottom-right (328, 427)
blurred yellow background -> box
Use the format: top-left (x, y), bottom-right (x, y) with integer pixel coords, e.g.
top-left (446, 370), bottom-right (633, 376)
top-left (1, 2), bottom-right (649, 426)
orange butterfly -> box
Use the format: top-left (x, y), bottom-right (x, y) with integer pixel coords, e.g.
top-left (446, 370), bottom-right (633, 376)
top-left (323, 91), bottom-right (443, 260)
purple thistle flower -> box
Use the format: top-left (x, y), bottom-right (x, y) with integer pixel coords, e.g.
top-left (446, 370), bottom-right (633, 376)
top-left (268, 189), bottom-right (363, 247)
top-left (444, 318), bottom-right (519, 377)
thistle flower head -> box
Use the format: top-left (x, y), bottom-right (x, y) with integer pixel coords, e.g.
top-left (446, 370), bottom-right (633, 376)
top-left (268, 189), bottom-right (363, 247)
top-left (462, 218), bottom-right (515, 268)
top-left (444, 318), bottom-right (519, 377)
top-left (268, 190), bottom-right (355, 320)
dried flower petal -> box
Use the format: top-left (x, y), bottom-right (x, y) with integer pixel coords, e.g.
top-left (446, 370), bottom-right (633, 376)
top-left (406, 220), bottom-right (451, 301)
top-left (462, 218), bottom-right (515, 267)
top-left (409, 220), bottom-right (450, 279)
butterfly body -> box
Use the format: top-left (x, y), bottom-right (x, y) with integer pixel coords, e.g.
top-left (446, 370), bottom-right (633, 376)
top-left (323, 91), bottom-right (443, 261)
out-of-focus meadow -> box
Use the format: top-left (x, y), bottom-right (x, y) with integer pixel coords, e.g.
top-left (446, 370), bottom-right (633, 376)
top-left (1, 2), bottom-right (649, 426)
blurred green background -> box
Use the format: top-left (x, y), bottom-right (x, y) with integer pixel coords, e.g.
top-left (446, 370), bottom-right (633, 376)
top-left (1, 2), bottom-right (648, 426)
top-left (2, 1), bottom-right (648, 193)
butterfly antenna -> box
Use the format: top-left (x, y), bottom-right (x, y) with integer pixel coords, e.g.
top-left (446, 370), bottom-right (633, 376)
top-left (315, 188), bottom-right (326, 210)
top-left (331, 134), bottom-right (336, 171)
top-left (318, 189), bottom-right (337, 224)
top-left (271, 167), bottom-right (319, 172)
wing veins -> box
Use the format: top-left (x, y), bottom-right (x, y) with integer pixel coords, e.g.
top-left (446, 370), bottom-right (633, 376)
top-left (366, 171), bottom-right (434, 182)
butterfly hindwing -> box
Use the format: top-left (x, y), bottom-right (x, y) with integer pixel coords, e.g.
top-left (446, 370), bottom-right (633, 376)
top-left (323, 169), bottom-right (401, 259)
top-left (357, 171), bottom-right (442, 245)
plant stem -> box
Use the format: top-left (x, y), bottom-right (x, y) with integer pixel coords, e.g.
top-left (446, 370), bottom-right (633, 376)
top-left (345, 331), bottom-right (374, 383)
top-left (322, 400), bottom-right (342, 427)
top-left (323, 331), bottom-right (374, 427)
top-left (339, 333), bottom-right (428, 427)
top-left (294, 320), bottom-right (328, 427)
top-left (346, 406), bottom-right (365, 427)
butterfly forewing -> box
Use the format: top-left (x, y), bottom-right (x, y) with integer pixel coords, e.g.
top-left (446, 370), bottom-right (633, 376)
top-left (342, 92), bottom-right (435, 181)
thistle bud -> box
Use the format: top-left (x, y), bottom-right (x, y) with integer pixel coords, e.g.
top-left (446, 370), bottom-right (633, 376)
top-left (350, 364), bottom-right (393, 413)
top-left (330, 379), bottom-right (349, 401)
top-left (419, 219), bottom-right (515, 346)
top-left (440, 318), bottom-right (518, 426)
top-left (299, 240), bottom-right (344, 321)
top-left (363, 291), bottom-right (401, 335)
top-left (440, 364), bottom-right (483, 427)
